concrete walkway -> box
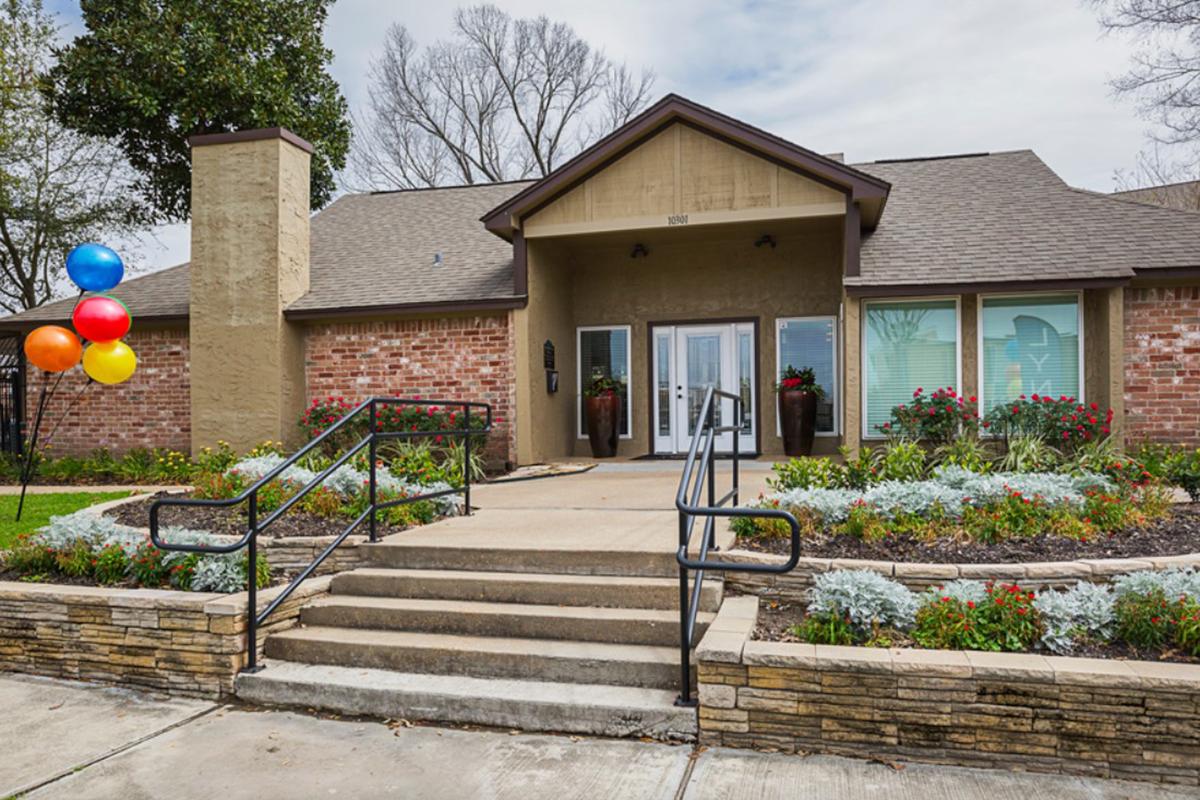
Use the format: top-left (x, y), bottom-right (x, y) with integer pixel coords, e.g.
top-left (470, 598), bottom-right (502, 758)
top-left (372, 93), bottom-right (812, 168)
top-left (4, 673), bottom-right (1194, 799)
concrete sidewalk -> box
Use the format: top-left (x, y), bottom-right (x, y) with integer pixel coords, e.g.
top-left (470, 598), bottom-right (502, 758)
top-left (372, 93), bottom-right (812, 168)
top-left (4, 673), bottom-right (1195, 800)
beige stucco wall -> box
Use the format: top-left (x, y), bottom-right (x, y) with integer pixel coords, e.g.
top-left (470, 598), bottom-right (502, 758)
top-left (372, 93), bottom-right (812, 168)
top-left (515, 218), bottom-right (844, 460)
top-left (189, 135), bottom-right (311, 453)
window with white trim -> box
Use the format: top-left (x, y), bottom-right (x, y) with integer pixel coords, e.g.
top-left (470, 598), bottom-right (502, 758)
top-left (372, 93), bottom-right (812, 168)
top-left (979, 294), bottom-right (1082, 413)
top-left (577, 326), bottom-right (631, 438)
top-left (776, 317), bottom-right (837, 434)
top-left (863, 298), bottom-right (960, 436)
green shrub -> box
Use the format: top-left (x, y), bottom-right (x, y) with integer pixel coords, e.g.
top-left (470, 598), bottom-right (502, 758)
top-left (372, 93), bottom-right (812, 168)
top-left (986, 396), bottom-right (1113, 453)
top-left (2, 533), bottom-right (57, 573)
top-left (114, 448), bottom-right (157, 483)
top-left (838, 446), bottom-right (880, 490)
top-left (193, 441), bottom-right (238, 475)
top-left (1114, 588), bottom-right (1174, 651)
top-left (840, 501), bottom-right (888, 541)
top-left (192, 470), bottom-right (247, 501)
top-left (790, 613), bottom-right (858, 645)
top-left (768, 457), bottom-right (846, 491)
top-left (878, 439), bottom-right (926, 482)
top-left (130, 541), bottom-right (169, 587)
top-left (54, 539), bottom-right (94, 577)
top-left (168, 553), bottom-right (201, 590)
top-left (999, 435), bottom-right (1060, 473)
top-left (1167, 448), bottom-right (1200, 502)
top-left (244, 552), bottom-right (272, 590)
top-left (932, 437), bottom-right (991, 473)
top-left (1174, 598), bottom-right (1200, 657)
top-left (912, 583), bottom-right (1042, 652)
top-left (92, 544), bottom-right (129, 585)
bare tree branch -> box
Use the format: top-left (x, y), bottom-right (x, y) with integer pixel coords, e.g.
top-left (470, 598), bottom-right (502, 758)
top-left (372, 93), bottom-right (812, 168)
top-left (347, 4), bottom-right (655, 191)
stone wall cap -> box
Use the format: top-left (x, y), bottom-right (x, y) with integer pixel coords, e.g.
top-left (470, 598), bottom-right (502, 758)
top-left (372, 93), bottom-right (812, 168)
top-left (743, 640), bottom-right (817, 668)
top-left (202, 575), bottom-right (334, 616)
top-left (1050, 655), bottom-right (1143, 688)
top-left (188, 127), bottom-right (314, 154)
top-left (0, 580), bottom-right (218, 609)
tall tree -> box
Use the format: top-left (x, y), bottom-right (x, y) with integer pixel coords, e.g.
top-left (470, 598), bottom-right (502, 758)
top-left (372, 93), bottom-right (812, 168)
top-left (45, 0), bottom-right (351, 222)
top-left (350, 5), bottom-right (655, 190)
top-left (1095, 1), bottom-right (1200, 189)
top-left (0, 0), bottom-right (146, 313)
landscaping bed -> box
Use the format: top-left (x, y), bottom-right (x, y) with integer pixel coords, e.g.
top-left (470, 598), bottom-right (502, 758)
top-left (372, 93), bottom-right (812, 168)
top-left (737, 503), bottom-right (1200, 562)
top-left (104, 491), bottom-right (412, 539)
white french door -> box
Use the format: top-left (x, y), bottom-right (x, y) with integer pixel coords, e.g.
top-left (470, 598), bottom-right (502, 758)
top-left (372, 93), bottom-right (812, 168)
top-left (652, 323), bottom-right (756, 455)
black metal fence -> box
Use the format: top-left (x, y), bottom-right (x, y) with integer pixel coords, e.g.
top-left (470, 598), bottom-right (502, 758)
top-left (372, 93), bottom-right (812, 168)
top-left (0, 334), bottom-right (25, 455)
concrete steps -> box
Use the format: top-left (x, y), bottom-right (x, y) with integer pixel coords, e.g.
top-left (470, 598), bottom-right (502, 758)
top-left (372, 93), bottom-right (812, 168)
top-left (300, 595), bottom-right (713, 647)
top-left (264, 626), bottom-right (684, 690)
top-left (363, 541), bottom-right (680, 577)
top-left (331, 568), bottom-right (722, 611)
top-left (236, 660), bottom-right (696, 740)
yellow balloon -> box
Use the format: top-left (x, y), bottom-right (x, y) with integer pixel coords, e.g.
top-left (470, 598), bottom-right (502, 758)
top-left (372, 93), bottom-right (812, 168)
top-left (82, 340), bottom-right (137, 384)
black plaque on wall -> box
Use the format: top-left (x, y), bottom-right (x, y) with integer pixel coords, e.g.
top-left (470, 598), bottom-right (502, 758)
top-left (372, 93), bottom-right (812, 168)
top-left (543, 339), bottom-right (555, 370)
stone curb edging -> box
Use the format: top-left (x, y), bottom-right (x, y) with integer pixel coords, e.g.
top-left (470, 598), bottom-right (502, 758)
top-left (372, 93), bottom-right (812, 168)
top-left (720, 547), bottom-right (1200, 600)
top-left (695, 596), bottom-right (1200, 785)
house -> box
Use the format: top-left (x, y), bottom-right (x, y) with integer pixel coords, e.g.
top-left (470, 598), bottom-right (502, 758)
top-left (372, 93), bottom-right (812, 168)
top-left (4, 94), bottom-right (1200, 463)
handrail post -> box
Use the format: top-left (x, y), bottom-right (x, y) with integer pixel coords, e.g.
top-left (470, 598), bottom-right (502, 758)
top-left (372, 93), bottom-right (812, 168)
top-left (675, 510), bottom-right (694, 707)
top-left (706, 398), bottom-right (716, 551)
top-left (243, 491), bottom-right (260, 673)
top-left (368, 399), bottom-right (378, 543)
top-left (463, 404), bottom-right (472, 516)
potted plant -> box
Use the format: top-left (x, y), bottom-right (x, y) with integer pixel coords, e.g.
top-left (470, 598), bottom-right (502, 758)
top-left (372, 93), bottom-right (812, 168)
top-left (777, 366), bottom-right (823, 457)
top-left (583, 375), bottom-right (622, 458)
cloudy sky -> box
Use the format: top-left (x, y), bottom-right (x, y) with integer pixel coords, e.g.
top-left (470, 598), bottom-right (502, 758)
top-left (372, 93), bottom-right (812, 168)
top-left (46, 0), bottom-right (1154, 272)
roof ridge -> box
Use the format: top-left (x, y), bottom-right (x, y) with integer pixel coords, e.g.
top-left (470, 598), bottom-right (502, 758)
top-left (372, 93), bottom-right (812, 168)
top-left (852, 148), bottom-right (1036, 167)
top-left (363, 178), bottom-right (537, 197)
top-left (1068, 185), bottom-right (1200, 217)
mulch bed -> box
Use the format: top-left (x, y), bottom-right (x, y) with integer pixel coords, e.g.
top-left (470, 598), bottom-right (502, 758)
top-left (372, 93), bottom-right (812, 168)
top-left (751, 600), bottom-right (1200, 664)
top-left (105, 492), bottom-right (411, 539)
top-left (736, 504), bottom-right (1200, 563)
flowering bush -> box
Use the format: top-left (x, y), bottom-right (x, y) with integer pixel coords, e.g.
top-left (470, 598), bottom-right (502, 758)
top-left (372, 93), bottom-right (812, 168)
top-left (797, 569), bottom-right (919, 642)
top-left (299, 395), bottom-right (490, 452)
top-left (984, 394), bottom-right (1114, 451)
top-left (879, 387), bottom-right (980, 444)
top-left (913, 582), bottom-right (1042, 652)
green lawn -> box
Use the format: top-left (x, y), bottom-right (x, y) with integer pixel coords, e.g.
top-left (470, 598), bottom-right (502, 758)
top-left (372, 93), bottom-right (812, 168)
top-left (0, 491), bottom-right (131, 550)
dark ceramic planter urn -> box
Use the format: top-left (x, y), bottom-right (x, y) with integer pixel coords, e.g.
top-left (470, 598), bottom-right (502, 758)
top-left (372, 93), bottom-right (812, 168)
top-left (778, 390), bottom-right (818, 457)
top-left (585, 394), bottom-right (621, 458)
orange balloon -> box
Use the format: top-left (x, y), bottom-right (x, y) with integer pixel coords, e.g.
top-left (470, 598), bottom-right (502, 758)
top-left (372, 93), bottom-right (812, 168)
top-left (24, 325), bottom-right (82, 372)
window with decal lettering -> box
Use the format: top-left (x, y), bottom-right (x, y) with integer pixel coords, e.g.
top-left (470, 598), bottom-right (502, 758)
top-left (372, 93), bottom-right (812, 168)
top-left (980, 294), bottom-right (1081, 411)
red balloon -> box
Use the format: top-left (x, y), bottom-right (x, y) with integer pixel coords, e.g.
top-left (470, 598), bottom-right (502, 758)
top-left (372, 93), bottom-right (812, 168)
top-left (72, 295), bottom-right (130, 342)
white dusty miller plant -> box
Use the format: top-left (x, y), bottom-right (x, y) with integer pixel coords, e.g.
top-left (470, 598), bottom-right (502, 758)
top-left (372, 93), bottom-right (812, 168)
top-left (1112, 568), bottom-right (1200, 603)
top-left (1033, 582), bottom-right (1115, 654)
top-left (768, 467), bottom-right (1112, 524)
top-left (807, 569), bottom-right (919, 633)
top-left (227, 454), bottom-right (460, 516)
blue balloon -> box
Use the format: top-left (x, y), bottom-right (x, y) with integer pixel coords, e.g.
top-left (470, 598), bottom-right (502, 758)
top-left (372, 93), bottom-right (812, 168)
top-left (66, 243), bottom-right (124, 292)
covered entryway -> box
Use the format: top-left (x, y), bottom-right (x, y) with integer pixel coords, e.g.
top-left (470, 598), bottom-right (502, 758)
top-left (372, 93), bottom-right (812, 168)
top-left (651, 322), bottom-right (756, 455)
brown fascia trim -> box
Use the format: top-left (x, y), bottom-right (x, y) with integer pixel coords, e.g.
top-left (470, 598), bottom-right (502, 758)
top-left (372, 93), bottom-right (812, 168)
top-left (1132, 265), bottom-right (1200, 282)
top-left (0, 313), bottom-right (189, 331)
top-left (189, 127), bottom-right (314, 154)
top-left (479, 94), bottom-right (890, 235)
top-left (283, 297), bottom-right (527, 321)
top-left (844, 277), bottom-right (1130, 297)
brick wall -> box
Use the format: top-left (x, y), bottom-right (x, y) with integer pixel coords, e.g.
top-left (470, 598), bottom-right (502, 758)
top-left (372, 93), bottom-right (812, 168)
top-left (303, 314), bottom-right (516, 465)
top-left (26, 327), bottom-right (190, 456)
top-left (1125, 285), bottom-right (1200, 447)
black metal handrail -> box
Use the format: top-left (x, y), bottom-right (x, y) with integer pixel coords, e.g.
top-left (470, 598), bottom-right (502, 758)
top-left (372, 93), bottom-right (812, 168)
top-left (674, 386), bottom-right (801, 706)
top-left (149, 397), bottom-right (491, 673)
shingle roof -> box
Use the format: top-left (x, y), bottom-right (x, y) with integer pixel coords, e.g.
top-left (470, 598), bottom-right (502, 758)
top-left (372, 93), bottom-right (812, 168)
top-left (849, 150), bottom-right (1200, 289)
top-left (290, 180), bottom-right (533, 314)
top-left (0, 263), bottom-right (190, 327)
top-left (0, 180), bottom-right (532, 328)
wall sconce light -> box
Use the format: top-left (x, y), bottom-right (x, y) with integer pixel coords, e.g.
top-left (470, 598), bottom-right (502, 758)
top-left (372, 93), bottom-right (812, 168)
top-left (630, 243), bottom-right (649, 258)
top-left (754, 234), bottom-right (776, 249)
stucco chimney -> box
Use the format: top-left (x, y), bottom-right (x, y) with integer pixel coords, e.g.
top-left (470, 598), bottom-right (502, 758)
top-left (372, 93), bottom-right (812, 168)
top-left (188, 128), bottom-right (312, 453)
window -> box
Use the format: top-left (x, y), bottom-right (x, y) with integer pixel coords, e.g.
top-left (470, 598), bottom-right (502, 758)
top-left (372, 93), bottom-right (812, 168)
top-left (863, 298), bottom-right (960, 437)
top-left (776, 317), bottom-right (837, 434)
top-left (979, 294), bottom-right (1082, 413)
top-left (577, 326), bottom-right (631, 438)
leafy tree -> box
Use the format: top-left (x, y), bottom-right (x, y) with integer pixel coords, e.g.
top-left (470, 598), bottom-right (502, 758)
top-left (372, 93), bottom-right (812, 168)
top-left (0, 0), bottom-right (146, 312)
top-left (45, 0), bottom-right (351, 222)
top-left (350, 4), bottom-right (655, 190)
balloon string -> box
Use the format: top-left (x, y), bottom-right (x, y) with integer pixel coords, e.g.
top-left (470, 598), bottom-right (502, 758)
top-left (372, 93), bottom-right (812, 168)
top-left (41, 378), bottom-right (94, 449)
top-left (15, 370), bottom-right (64, 521)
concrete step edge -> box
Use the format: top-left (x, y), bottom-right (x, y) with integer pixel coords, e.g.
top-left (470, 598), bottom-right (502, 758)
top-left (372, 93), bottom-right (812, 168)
top-left (236, 660), bottom-right (696, 741)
